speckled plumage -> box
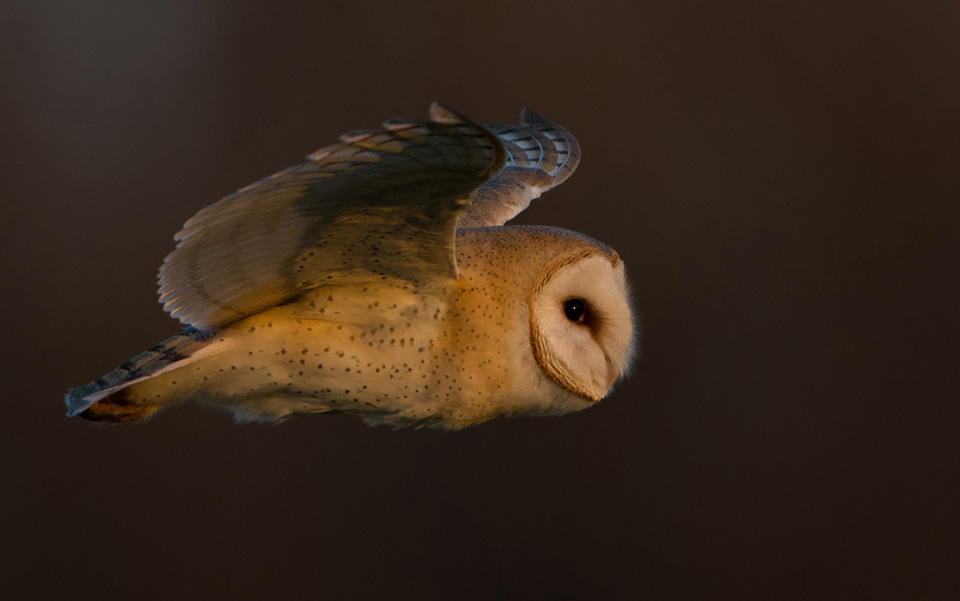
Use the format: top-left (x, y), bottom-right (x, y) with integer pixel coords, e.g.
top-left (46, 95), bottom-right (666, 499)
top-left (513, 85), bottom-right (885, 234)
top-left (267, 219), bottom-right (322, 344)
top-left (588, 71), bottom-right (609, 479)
top-left (66, 104), bottom-right (636, 429)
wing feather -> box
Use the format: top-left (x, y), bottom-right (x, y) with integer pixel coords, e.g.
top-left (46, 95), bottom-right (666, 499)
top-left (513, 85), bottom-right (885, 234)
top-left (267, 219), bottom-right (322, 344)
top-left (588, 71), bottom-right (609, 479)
top-left (457, 108), bottom-right (581, 228)
top-left (158, 103), bottom-right (504, 329)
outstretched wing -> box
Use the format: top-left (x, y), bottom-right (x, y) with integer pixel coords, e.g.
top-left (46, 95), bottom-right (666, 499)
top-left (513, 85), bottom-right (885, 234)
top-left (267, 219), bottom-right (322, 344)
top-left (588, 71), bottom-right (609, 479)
top-left (456, 108), bottom-right (581, 228)
top-left (158, 104), bottom-right (504, 329)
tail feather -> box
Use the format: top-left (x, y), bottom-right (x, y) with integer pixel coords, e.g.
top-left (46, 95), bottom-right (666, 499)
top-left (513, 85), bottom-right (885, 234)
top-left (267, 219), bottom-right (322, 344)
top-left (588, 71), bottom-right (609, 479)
top-left (70, 387), bottom-right (161, 422)
top-left (65, 327), bottom-right (216, 422)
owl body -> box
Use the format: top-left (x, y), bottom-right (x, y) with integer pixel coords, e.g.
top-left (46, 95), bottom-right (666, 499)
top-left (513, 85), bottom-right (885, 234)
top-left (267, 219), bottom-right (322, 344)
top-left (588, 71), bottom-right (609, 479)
top-left (66, 106), bottom-right (636, 429)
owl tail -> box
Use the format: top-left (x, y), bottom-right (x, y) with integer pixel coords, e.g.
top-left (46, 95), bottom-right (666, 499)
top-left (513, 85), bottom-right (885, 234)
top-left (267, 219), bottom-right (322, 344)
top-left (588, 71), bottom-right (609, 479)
top-left (65, 328), bottom-right (218, 422)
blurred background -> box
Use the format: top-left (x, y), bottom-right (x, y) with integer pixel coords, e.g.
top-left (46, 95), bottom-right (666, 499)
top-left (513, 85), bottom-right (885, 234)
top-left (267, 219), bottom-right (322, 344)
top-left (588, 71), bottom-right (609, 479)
top-left (1, 1), bottom-right (957, 599)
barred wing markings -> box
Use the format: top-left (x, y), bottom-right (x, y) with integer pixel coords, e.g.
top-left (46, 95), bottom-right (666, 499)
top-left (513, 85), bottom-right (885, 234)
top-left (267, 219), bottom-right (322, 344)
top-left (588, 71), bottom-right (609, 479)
top-left (457, 108), bottom-right (582, 228)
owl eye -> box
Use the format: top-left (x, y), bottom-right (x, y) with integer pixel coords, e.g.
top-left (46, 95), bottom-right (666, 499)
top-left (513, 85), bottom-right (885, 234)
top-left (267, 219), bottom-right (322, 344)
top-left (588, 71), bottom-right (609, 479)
top-left (563, 298), bottom-right (587, 323)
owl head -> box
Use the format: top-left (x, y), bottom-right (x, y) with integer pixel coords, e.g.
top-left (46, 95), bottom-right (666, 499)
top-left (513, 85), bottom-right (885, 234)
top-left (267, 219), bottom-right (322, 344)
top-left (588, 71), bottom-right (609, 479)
top-left (455, 225), bottom-right (636, 413)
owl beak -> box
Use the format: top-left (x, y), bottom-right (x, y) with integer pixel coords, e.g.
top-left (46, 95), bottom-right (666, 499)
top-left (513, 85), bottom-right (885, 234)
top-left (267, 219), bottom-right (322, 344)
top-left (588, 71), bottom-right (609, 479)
top-left (582, 362), bottom-right (620, 403)
top-left (604, 355), bottom-right (620, 388)
top-left (604, 355), bottom-right (620, 389)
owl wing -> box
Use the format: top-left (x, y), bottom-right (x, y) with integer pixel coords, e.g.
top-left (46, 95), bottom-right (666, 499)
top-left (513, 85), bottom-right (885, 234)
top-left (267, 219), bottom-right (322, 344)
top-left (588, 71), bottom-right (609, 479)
top-left (158, 103), bottom-right (505, 329)
top-left (456, 108), bottom-right (581, 228)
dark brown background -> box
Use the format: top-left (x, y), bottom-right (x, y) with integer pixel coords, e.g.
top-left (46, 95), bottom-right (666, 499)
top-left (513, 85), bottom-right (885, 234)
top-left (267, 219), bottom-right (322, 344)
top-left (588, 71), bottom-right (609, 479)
top-left (1, 1), bottom-right (957, 599)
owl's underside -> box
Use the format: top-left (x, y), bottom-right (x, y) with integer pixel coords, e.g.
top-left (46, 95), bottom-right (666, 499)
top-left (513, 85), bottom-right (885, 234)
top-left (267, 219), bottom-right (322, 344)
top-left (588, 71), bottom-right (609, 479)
top-left (66, 105), bottom-right (636, 429)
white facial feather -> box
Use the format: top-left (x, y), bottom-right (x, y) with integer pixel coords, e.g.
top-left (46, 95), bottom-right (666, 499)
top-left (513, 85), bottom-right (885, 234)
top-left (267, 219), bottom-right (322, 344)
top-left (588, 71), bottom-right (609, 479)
top-left (531, 252), bottom-right (635, 401)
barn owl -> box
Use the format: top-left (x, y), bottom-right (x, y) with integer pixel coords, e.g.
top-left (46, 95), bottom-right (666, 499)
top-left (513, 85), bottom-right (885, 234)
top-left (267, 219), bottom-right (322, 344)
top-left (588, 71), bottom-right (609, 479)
top-left (65, 104), bottom-right (636, 429)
